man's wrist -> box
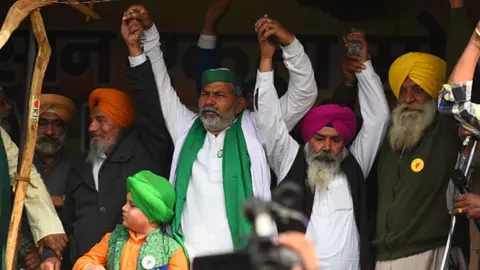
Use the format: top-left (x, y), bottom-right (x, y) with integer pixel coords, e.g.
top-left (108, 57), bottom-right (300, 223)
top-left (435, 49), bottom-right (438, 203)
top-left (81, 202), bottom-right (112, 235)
top-left (281, 33), bottom-right (295, 47)
top-left (259, 57), bottom-right (273, 72)
top-left (128, 46), bottom-right (144, 57)
top-left (344, 81), bottom-right (357, 87)
top-left (201, 23), bottom-right (217, 36)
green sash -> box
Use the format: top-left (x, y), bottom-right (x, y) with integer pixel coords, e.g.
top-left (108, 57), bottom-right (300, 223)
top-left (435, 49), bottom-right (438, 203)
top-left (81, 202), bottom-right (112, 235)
top-left (171, 112), bottom-right (253, 258)
top-left (107, 225), bottom-right (181, 270)
top-left (0, 133), bottom-right (11, 270)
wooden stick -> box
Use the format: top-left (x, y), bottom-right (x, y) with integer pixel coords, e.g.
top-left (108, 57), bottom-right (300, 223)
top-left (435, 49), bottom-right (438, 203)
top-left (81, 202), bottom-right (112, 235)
top-left (86, 0), bottom-right (95, 22)
top-left (5, 9), bottom-right (51, 270)
top-left (67, 0), bottom-right (100, 20)
top-left (0, 0), bottom-right (52, 50)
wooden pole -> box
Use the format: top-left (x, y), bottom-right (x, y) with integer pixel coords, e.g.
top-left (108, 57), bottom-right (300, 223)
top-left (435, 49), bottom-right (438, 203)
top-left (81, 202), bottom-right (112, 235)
top-left (86, 1), bottom-right (95, 22)
top-left (5, 9), bottom-right (50, 270)
top-left (0, 1), bottom-right (99, 268)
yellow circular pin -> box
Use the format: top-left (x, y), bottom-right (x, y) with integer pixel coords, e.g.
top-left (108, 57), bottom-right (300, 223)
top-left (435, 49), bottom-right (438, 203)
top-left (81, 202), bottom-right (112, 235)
top-left (411, 158), bottom-right (424, 173)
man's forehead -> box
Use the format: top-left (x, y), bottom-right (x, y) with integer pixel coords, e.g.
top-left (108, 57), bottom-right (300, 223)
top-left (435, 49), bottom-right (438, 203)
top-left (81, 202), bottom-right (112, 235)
top-left (91, 106), bottom-right (107, 117)
top-left (40, 111), bottom-right (62, 120)
top-left (402, 77), bottom-right (421, 88)
top-left (203, 81), bottom-right (233, 92)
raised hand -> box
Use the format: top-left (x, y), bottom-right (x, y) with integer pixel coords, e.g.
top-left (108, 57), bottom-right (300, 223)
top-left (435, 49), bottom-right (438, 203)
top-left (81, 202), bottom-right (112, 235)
top-left (341, 56), bottom-right (365, 86)
top-left (343, 30), bottom-right (369, 63)
top-left (122, 5), bottom-right (153, 30)
top-left (256, 15), bottom-right (276, 61)
top-left (254, 14), bottom-right (294, 47)
top-left (121, 16), bottom-right (144, 57)
top-left (203, 0), bottom-right (230, 35)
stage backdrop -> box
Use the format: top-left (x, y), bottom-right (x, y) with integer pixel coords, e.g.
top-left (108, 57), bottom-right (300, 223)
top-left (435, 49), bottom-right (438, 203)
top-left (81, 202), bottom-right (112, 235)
top-left (0, 0), bottom-right (477, 152)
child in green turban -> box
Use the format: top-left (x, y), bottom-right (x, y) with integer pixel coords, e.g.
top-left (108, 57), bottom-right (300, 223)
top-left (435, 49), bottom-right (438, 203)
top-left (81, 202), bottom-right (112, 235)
top-left (73, 170), bottom-right (188, 270)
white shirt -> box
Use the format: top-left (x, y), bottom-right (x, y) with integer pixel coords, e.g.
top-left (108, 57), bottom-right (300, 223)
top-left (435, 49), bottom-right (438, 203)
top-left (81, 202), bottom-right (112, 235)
top-left (92, 153), bottom-right (106, 191)
top-left (181, 130), bottom-right (233, 258)
top-left (254, 60), bottom-right (390, 269)
top-left (306, 174), bottom-right (360, 270)
top-left (129, 24), bottom-right (318, 259)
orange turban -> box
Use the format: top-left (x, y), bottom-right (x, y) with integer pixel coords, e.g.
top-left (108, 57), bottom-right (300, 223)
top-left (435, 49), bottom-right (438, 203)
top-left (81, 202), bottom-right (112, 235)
top-left (40, 94), bottom-right (76, 124)
top-left (88, 88), bottom-right (135, 128)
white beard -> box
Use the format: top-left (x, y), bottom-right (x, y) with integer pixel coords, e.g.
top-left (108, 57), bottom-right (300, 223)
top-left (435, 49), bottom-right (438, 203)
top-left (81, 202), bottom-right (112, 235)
top-left (389, 99), bottom-right (437, 152)
top-left (304, 144), bottom-right (348, 191)
top-left (86, 129), bottom-right (121, 164)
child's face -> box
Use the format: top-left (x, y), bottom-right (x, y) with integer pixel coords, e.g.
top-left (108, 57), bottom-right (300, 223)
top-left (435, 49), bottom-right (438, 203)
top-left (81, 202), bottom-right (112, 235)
top-left (122, 193), bottom-right (150, 231)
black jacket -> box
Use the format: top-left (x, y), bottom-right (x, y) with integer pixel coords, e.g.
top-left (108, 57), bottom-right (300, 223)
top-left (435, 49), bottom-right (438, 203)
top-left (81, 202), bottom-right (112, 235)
top-left (49, 59), bottom-right (174, 266)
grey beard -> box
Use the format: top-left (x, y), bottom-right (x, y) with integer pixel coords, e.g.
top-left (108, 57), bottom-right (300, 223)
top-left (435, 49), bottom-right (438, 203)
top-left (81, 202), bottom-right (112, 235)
top-left (36, 130), bottom-right (66, 157)
top-left (389, 99), bottom-right (437, 152)
top-left (36, 139), bottom-right (65, 157)
top-left (200, 114), bottom-right (235, 132)
top-left (86, 142), bottom-right (109, 164)
top-left (304, 144), bottom-right (348, 191)
top-left (199, 105), bottom-right (237, 132)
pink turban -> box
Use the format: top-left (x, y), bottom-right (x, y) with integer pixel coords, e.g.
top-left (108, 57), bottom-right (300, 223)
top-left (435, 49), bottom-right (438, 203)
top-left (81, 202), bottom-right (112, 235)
top-left (301, 104), bottom-right (357, 145)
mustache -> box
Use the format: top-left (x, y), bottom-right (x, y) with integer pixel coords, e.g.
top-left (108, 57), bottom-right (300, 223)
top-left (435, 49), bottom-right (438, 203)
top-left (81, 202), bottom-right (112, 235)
top-left (311, 151), bottom-right (336, 163)
top-left (399, 103), bottom-right (424, 113)
top-left (200, 105), bottom-right (220, 116)
top-left (90, 132), bottom-right (104, 138)
top-left (37, 134), bottom-right (62, 145)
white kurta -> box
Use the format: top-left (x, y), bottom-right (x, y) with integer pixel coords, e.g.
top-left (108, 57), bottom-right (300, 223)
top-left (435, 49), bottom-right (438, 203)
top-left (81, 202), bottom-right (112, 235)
top-left (128, 24), bottom-right (318, 259)
top-left (306, 172), bottom-right (360, 269)
top-left (254, 60), bottom-right (390, 269)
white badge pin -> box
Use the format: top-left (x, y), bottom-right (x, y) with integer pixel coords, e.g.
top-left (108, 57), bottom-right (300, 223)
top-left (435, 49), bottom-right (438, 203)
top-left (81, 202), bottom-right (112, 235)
top-left (141, 256), bottom-right (156, 270)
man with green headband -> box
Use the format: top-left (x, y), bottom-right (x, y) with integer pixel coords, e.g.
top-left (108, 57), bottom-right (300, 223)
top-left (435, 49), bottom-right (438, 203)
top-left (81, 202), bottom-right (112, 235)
top-left (122, 4), bottom-right (318, 260)
top-left (71, 170), bottom-right (188, 270)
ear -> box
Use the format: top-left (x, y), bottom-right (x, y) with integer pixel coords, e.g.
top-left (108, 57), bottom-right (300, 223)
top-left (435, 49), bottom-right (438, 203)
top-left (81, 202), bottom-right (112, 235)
top-left (235, 96), bottom-right (246, 115)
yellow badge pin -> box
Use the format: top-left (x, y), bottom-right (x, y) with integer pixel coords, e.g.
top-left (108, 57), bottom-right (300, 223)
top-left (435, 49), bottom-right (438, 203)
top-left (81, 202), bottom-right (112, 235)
top-left (411, 158), bottom-right (424, 173)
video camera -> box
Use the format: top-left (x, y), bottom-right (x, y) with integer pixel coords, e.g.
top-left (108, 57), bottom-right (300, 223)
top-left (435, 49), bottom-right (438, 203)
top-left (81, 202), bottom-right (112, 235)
top-left (191, 182), bottom-right (308, 270)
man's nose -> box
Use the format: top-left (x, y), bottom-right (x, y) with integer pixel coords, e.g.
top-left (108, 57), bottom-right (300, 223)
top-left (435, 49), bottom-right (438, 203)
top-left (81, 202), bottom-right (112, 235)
top-left (404, 89), bottom-right (415, 104)
top-left (88, 121), bottom-right (98, 132)
top-left (205, 95), bottom-right (216, 106)
top-left (323, 140), bottom-right (332, 152)
top-left (45, 124), bottom-right (54, 135)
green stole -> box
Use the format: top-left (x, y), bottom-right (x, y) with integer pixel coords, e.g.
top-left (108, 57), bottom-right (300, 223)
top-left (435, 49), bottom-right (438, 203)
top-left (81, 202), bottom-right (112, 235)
top-left (106, 225), bottom-right (181, 270)
top-left (171, 112), bottom-right (254, 258)
top-left (0, 133), bottom-right (10, 270)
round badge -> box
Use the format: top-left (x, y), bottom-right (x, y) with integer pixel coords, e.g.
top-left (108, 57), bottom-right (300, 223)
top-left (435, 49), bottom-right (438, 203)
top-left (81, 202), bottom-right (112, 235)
top-left (141, 256), bottom-right (156, 270)
top-left (411, 158), bottom-right (424, 173)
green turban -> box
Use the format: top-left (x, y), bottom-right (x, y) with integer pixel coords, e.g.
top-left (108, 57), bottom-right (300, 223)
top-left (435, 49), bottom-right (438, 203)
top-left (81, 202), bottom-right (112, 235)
top-left (202, 68), bottom-right (243, 91)
top-left (126, 170), bottom-right (175, 224)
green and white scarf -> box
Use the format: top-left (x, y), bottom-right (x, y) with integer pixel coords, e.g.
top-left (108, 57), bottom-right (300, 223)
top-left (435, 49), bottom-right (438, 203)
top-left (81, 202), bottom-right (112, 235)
top-left (171, 112), bottom-right (254, 259)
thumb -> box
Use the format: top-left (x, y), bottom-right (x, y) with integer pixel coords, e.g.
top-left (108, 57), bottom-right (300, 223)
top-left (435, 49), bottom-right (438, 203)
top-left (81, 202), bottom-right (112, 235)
top-left (38, 244), bottom-right (44, 255)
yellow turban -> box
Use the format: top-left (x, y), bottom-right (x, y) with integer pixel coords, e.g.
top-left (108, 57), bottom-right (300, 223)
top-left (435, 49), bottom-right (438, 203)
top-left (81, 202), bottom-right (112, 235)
top-left (39, 94), bottom-right (76, 124)
top-left (389, 52), bottom-right (446, 100)
top-left (88, 88), bottom-right (135, 128)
